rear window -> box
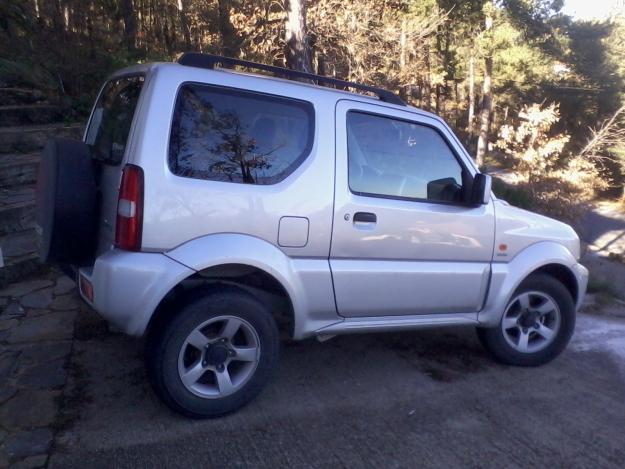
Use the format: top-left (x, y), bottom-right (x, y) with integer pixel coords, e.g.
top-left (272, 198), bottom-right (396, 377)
top-left (85, 75), bottom-right (144, 165)
top-left (168, 83), bottom-right (314, 185)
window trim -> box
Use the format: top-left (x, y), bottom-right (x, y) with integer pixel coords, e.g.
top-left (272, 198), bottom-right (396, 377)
top-left (345, 110), bottom-right (474, 207)
top-left (86, 73), bottom-right (146, 167)
top-left (167, 82), bottom-right (316, 185)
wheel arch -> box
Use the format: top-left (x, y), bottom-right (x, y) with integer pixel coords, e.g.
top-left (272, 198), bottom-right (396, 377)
top-left (479, 241), bottom-right (583, 327)
top-left (146, 233), bottom-right (338, 340)
top-left (145, 263), bottom-right (296, 341)
top-left (530, 263), bottom-right (578, 306)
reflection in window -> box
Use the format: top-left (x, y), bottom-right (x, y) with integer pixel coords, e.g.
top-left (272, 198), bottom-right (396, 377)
top-left (169, 84), bottom-right (314, 185)
top-left (347, 112), bottom-right (464, 203)
top-left (86, 76), bottom-right (144, 165)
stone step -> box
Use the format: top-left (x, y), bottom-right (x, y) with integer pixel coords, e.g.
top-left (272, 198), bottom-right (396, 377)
top-left (0, 88), bottom-right (47, 106)
top-left (0, 230), bottom-right (42, 288)
top-left (0, 123), bottom-right (83, 154)
top-left (1, 229), bottom-right (38, 259)
top-left (0, 104), bottom-right (66, 127)
top-left (0, 153), bottom-right (40, 188)
top-left (0, 185), bottom-right (36, 236)
top-left (0, 252), bottom-right (42, 289)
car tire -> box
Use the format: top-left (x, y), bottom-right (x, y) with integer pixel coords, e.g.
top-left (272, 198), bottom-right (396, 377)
top-left (145, 286), bottom-right (280, 418)
top-left (477, 273), bottom-right (575, 367)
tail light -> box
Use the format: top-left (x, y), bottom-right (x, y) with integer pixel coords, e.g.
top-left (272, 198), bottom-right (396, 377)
top-left (115, 164), bottom-right (144, 251)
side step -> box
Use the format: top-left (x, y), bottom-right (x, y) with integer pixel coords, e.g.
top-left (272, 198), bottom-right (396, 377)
top-left (314, 313), bottom-right (480, 339)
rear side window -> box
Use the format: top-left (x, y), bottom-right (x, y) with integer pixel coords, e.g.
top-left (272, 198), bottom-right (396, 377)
top-left (86, 75), bottom-right (144, 165)
top-left (169, 83), bottom-right (314, 185)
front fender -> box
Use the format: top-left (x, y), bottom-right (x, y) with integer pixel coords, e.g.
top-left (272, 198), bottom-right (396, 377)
top-left (165, 233), bottom-right (339, 339)
top-left (478, 241), bottom-right (585, 326)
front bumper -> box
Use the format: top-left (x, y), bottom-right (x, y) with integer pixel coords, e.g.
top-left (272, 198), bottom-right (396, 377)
top-left (78, 249), bottom-right (193, 336)
top-left (572, 262), bottom-right (589, 312)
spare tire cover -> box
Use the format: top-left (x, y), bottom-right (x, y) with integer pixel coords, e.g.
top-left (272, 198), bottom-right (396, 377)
top-left (35, 138), bottom-right (98, 264)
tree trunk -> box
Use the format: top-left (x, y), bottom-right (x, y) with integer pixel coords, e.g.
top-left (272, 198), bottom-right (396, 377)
top-left (87, 0), bottom-right (95, 58)
top-left (163, 16), bottom-right (174, 56)
top-left (177, 0), bottom-right (191, 49)
top-left (63, 2), bottom-right (69, 31)
top-left (467, 51), bottom-right (475, 139)
top-left (399, 19), bottom-right (407, 100)
top-left (454, 81), bottom-right (461, 128)
top-left (436, 85), bottom-right (442, 114)
top-left (423, 44), bottom-right (431, 111)
top-left (476, 55), bottom-right (492, 168)
top-left (317, 53), bottom-right (326, 76)
top-left (476, 12), bottom-right (494, 168)
top-left (51, 0), bottom-right (64, 34)
top-left (284, 0), bottom-right (313, 73)
top-left (218, 0), bottom-right (240, 57)
top-left (121, 0), bottom-right (137, 52)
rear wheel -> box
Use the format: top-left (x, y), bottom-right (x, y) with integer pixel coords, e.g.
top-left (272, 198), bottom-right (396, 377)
top-left (477, 273), bottom-right (575, 367)
top-left (146, 287), bottom-right (279, 418)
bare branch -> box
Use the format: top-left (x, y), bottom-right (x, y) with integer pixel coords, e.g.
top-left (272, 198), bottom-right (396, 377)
top-left (579, 104), bottom-right (625, 164)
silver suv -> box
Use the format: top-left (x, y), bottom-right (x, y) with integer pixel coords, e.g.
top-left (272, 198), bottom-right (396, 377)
top-left (36, 53), bottom-right (588, 418)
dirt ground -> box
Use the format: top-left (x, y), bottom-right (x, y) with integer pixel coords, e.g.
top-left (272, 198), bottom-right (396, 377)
top-left (48, 305), bottom-right (625, 469)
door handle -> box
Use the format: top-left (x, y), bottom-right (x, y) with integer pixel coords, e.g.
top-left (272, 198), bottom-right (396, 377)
top-left (353, 212), bottom-right (377, 223)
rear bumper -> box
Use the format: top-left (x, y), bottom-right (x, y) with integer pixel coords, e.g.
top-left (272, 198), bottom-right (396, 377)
top-left (78, 249), bottom-right (193, 336)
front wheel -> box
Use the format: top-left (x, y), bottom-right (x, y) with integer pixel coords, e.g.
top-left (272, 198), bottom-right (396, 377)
top-left (477, 273), bottom-right (575, 367)
top-left (146, 287), bottom-right (280, 418)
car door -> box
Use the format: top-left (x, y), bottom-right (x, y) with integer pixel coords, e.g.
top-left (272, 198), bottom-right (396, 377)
top-left (330, 100), bottom-right (495, 317)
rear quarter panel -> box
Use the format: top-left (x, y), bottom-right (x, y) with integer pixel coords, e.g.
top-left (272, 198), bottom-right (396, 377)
top-left (132, 65), bottom-right (336, 259)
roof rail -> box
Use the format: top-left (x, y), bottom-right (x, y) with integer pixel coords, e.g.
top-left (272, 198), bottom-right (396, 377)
top-left (178, 52), bottom-right (406, 106)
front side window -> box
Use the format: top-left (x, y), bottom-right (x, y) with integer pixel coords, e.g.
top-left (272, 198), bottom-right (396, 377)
top-left (169, 83), bottom-right (314, 185)
top-left (347, 111), bottom-right (465, 203)
top-left (86, 75), bottom-right (144, 165)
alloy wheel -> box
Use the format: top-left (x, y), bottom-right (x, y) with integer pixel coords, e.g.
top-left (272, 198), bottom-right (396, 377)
top-left (177, 315), bottom-right (261, 398)
top-left (501, 291), bottom-right (561, 354)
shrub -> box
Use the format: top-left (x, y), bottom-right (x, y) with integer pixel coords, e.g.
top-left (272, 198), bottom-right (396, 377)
top-left (493, 103), bottom-right (607, 226)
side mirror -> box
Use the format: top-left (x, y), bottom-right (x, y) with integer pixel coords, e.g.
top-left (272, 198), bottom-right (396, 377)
top-left (470, 173), bottom-right (492, 206)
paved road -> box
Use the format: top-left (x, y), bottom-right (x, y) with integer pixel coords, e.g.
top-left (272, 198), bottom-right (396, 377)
top-left (580, 202), bottom-right (625, 300)
top-left (49, 310), bottom-right (625, 469)
top-left (581, 202), bottom-right (625, 256)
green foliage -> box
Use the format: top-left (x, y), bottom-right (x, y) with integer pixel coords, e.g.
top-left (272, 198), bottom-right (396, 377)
top-left (0, 58), bottom-right (57, 91)
top-left (0, 0), bottom-right (623, 199)
top-left (499, 0), bottom-right (565, 52)
top-left (491, 177), bottom-right (533, 209)
top-left (496, 103), bottom-right (570, 181)
top-left (491, 15), bottom-right (558, 106)
top-left (494, 102), bottom-right (609, 224)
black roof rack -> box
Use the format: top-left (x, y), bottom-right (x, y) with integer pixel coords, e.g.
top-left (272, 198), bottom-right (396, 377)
top-left (178, 52), bottom-right (406, 106)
